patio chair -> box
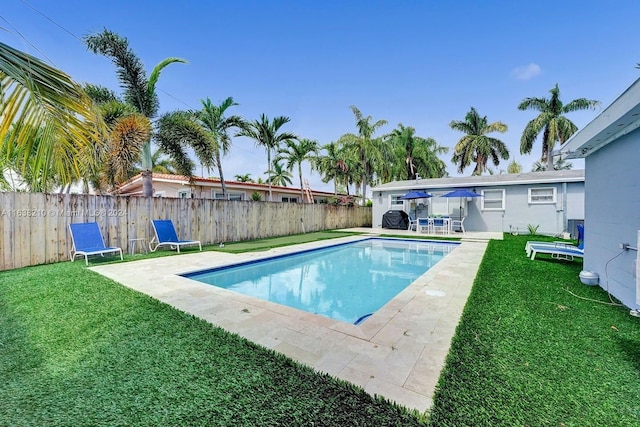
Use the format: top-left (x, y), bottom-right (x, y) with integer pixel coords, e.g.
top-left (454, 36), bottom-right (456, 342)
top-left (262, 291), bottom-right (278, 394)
top-left (451, 217), bottom-right (466, 234)
top-left (150, 219), bottom-right (202, 253)
top-left (527, 243), bottom-right (584, 261)
top-left (417, 218), bottom-right (431, 233)
top-left (525, 224), bottom-right (584, 255)
top-left (68, 222), bottom-right (123, 265)
top-left (407, 215), bottom-right (418, 231)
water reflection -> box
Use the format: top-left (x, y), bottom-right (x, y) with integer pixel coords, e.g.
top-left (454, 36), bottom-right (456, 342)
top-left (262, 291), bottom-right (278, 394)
top-left (185, 239), bottom-right (456, 324)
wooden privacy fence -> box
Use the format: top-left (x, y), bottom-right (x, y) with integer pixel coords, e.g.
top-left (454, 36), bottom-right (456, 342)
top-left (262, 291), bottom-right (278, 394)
top-left (0, 192), bottom-right (372, 271)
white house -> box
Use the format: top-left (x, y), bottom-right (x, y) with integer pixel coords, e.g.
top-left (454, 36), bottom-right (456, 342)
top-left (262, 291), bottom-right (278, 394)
top-left (563, 77), bottom-right (640, 312)
top-left (115, 173), bottom-right (344, 204)
top-left (371, 170), bottom-right (585, 236)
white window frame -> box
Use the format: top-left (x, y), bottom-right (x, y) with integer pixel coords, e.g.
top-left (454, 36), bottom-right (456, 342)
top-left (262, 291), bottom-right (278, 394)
top-left (390, 194), bottom-right (404, 209)
top-left (281, 196), bottom-right (298, 203)
top-left (481, 189), bottom-right (505, 211)
top-left (528, 187), bottom-right (556, 204)
top-left (177, 189), bottom-right (191, 199)
top-left (212, 190), bottom-right (244, 201)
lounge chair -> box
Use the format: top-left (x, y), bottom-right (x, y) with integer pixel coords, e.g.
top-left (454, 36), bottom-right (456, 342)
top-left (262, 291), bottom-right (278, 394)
top-left (525, 224), bottom-right (584, 255)
top-left (69, 222), bottom-right (123, 265)
top-left (527, 243), bottom-right (584, 261)
top-left (150, 219), bottom-right (202, 253)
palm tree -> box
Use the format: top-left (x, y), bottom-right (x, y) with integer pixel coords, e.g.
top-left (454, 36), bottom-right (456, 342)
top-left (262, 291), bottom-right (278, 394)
top-left (340, 106), bottom-right (387, 203)
top-left (150, 148), bottom-right (177, 174)
top-left (450, 107), bottom-right (509, 176)
top-left (386, 124), bottom-right (448, 180)
top-left (276, 138), bottom-right (319, 201)
top-left (195, 97), bottom-right (245, 197)
top-left (265, 161), bottom-right (293, 187)
top-left (84, 29), bottom-right (186, 197)
top-left (236, 114), bottom-right (296, 201)
top-left (315, 142), bottom-right (350, 195)
top-left (0, 41), bottom-right (99, 190)
top-left (531, 157), bottom-right (573, 171)
top-left (234, 173), bottom-right (254, 183)
top-left (82, 84), bottom-right (152, 191)
top-left (518, 84), bottom-right (599, 171)
top-left (507, 159), bottom-right (523, 174)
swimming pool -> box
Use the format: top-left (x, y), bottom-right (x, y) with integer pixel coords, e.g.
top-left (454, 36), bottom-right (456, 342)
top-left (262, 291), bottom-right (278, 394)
top-left (182, 238), bottom-right (458, 324)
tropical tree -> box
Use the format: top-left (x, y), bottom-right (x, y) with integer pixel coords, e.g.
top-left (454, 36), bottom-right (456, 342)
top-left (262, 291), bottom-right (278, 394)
top-left (450, 107), bottom-right (509, 176)
top-left (150, 148), bottom-right (177, 174)
top-left (339, 105), bottom-right (388, 203)
top-left (195, 97), bottom-right (245, 196)
top-left (82, 84), bottom-right (151, 192)
top-left (507, 159), bottom-right (523, 174)
top-left (386, 124), bottom-right (448, 180)
top-left (265, 161), bottom-right (293, 187)
top-left (236, 114), bottom-right (296, 201)
top-left (315, 142), bottom-right (350, 195)
top-left (0, 41), bottom-right (99, 190)
top-left (84, 28), bottom-right (186, 197)
top-left (531, 157), bottom-right (573, 171)
top-left (276, 138), bottom-right (319, 201)
top-left (234, 173), bottom-right (254, 183)
top-left (518, 84), bottom-right (599, 170)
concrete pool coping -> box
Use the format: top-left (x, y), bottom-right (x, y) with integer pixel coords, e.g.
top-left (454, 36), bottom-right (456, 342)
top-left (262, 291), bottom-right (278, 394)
top-left (91, 234), bottom-right (488, 412)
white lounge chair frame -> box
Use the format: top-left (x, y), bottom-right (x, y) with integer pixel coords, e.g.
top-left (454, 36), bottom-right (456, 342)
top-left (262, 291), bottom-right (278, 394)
top-left (68, 222), bottom-right (123, 266)
top-left (149, 219), bottom-right (202, 253)
top-left (527, 243), bottom-right (584, 261)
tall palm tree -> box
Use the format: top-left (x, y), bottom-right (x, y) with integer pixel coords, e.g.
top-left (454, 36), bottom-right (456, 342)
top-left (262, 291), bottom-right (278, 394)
top-left (450, 107), bottom-right (509, 176)
top-left (340, 105), bottom-right (387, 203)
top-left (276, 138), bottom-right (319, 201)
top-left (386, 124), bottom-right (448, 180)
top-left (518, 84), bottom-right (599, 170)
top-left (84, 29), bottom-right (186, 197)
top-left (0, 41), bottom-right (99, 190)
top-left (265, 161), bottom-right (293, 187)
top-left (236, 114), bottom-right (296, 201)
top-left (315, 142), bottom-right (350, 195)
top-left (234, 173), bottom-right (254, 183)
top-left (195, 97), bottom-right (245, 196)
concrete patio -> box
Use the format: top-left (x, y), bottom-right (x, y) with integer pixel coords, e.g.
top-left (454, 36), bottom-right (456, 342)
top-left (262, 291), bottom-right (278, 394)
top-left (91, 231), bottom-right (491, 412)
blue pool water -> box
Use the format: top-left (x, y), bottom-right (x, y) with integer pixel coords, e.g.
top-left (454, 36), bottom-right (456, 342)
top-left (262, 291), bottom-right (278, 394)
top-left (182, 238), bottom-right (458, 324)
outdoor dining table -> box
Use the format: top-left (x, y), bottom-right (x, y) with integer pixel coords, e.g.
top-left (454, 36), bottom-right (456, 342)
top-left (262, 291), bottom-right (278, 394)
top-left (417, 217), bottom-right (452, 234)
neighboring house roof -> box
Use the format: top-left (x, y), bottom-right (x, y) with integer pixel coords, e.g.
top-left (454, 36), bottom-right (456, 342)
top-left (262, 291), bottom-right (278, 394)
top-left (115, 173), bottom-right (342, 197)
top-left (564, 77), bottom-right (640, 159)
top-left (372, 170), bottom-right (585, 192)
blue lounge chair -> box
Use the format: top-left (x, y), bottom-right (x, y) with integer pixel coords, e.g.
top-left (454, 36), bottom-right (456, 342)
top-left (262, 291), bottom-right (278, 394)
top-left (525, 224), bottom-right (584, 256)
top-left (150, 219), bottom-right (202, 253)
top-left (69, 222), bottom-right (123, 265)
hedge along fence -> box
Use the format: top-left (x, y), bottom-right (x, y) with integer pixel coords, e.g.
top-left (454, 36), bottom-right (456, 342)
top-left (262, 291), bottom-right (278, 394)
top-left (0, 192), bottom-right (372, 271)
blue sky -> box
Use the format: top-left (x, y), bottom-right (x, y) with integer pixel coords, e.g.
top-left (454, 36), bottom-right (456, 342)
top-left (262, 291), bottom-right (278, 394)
top-left (3, 0), bottom-right (640, 193)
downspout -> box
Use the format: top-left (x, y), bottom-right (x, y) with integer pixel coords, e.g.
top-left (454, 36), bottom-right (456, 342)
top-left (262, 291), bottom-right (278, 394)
top-left (562, 182), bottom-right (568, 233)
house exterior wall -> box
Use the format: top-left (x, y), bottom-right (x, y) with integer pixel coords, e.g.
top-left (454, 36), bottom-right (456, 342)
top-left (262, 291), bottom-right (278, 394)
top-left (373, 181), bottom-right (584, 234)
top-left (583, 129), bottom-right (640, 309)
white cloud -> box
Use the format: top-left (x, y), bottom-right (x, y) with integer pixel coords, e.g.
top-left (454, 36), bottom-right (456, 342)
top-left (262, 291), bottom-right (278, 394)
top-left (511, 63), bottom-right (542, 80)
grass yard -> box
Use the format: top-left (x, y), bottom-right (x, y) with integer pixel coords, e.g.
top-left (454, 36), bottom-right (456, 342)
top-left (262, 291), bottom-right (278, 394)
top-left (1, 231), bottom-right (639, 425)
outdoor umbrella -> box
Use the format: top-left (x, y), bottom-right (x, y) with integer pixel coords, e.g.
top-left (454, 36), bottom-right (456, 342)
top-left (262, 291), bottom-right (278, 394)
top-left (399, 190), bottom-right (432, 200)
top-left (440, 189), bottom-right (481, 220)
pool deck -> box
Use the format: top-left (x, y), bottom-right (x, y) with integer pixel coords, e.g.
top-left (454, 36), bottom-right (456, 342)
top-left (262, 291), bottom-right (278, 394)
top-left (91, 230), bottom-right (495, 412)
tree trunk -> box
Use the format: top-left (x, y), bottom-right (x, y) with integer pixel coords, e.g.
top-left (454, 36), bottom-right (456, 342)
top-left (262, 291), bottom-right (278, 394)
top-left (215, 150), bottom-right (226, 196)
top-left (141, 139), bottom-right (154, 197)
top-left (546, 151), bottom-right (554, 171)
top-left (267, 149), bottom-right (273, 202)
top-left (141, 169), bottom-right (153, 197)
top-left (298, 163), bottom-right (304, 202)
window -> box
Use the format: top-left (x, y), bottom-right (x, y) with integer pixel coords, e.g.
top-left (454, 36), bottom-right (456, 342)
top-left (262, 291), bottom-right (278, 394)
top-left (177, 189), bottom-right (191, 199)
top-left (212, 191), bottom-right (244, 201)
top-left (390, 194), bottom-right (404, 207)
top-left (481, 189), bottom-right (505, 210)
top-left (529, 187), bottom-right (556, 204)
top-left (154, 191), bottom-right (166, 198)
top-left (281, 196), bottom-right (298, 203)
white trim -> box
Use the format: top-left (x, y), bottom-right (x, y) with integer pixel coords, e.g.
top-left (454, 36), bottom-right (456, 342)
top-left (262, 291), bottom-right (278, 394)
top-left (481, 189), bottom-right (505, 211)
top-left (177, 189), bottom-right (191, 199)
top-left (528, 187), bottom-right (556, 204)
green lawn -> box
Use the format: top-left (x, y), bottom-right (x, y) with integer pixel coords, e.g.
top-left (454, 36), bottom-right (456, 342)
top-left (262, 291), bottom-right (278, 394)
top-left (1, 232), bottom-right (639, 425)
